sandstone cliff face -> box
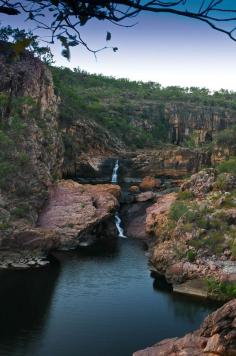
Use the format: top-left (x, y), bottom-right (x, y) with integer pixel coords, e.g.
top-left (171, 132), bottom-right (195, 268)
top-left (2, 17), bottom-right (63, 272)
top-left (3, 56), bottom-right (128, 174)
top-left (0, 43), bottom-right (64, 242)
top-left (120, 147), bottom-right (211, 179)
top-left (127, 100), bottom-right (236, 146)
top-left (165, 102), bottom-right (236, 145)
top-left (134, 299), bottom-right (236, 356)
top-left (61, 117), bottom-right (124, 179)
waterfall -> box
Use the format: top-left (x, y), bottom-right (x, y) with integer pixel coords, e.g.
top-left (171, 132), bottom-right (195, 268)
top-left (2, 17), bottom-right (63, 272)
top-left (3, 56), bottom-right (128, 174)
top-left (111, 160), bottom-right (127, 238)
top-left (111, 159), bottom-right (119, 183)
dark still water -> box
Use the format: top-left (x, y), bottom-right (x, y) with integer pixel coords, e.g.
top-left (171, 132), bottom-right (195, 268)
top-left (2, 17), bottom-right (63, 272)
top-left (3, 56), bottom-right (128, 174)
top-left (0, 239), bottom-right (219, 356)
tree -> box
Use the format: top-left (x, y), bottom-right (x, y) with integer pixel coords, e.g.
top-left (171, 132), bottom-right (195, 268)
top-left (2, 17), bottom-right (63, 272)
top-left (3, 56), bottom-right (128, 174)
top-left (1, 1), bottom-right (236, 58)
top-left (0, 25), bottom-right (54, 64)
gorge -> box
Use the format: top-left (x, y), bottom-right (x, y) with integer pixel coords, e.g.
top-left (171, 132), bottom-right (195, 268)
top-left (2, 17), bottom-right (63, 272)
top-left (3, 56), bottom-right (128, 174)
top-left (0, 42), bottom-right (236, 356)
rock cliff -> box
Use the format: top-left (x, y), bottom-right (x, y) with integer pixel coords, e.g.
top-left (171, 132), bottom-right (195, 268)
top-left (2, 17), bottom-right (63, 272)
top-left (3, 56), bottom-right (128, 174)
top-left (165, 102), bottom-right (236, 145)
top-left (147, 169), bottom-right (236, 289)
top-left (0, 42), bottom-right (63, 244)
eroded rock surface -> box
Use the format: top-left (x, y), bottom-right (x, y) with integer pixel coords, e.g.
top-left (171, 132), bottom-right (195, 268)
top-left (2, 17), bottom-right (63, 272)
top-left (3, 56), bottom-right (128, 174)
top-left (37, 180), bottom-right (120, 249)
top-left (147, 170), bottom-right (236, 286)
top-left (1, 180), bottom-right (120, 252)
top-left (121, 147), bottom-right (211, 179)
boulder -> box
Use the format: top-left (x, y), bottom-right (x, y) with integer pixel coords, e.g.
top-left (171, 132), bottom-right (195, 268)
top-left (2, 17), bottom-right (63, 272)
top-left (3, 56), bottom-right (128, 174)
top-left (135, 191), bottom-right (155, 202)
top-left (140, 176), bottom-right (161, 190)
top-left (2, 180), bottom-right (120, 251)
top-left (129, 185), bottom-right (140, 193)
top-left (146, 193), bottom-right (177, 236)
top-left (181, 168), bottom-right (217, 198)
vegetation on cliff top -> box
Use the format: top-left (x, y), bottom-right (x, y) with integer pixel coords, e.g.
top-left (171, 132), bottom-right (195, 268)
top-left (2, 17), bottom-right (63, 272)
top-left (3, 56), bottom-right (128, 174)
top-left (51, 66), bottom-right (236, 149)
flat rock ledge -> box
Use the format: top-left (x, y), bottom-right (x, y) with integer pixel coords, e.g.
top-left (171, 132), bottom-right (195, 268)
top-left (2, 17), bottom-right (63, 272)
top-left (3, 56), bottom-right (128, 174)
top-left (0, 180), bottom-right (120, 264)
top-left (133, 299), bottom-right (236, 356)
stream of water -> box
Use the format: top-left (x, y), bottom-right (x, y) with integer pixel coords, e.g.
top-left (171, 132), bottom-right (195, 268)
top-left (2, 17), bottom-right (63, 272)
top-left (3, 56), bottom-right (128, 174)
top-left (112, 160), bottom-right (127, 238)
top-left (0, 239), bottom-right (219, 356)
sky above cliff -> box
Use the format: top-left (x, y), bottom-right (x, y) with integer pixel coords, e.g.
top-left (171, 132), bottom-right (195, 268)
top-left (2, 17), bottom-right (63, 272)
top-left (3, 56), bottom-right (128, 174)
top-left (1, 3), bottom-right (236, 91)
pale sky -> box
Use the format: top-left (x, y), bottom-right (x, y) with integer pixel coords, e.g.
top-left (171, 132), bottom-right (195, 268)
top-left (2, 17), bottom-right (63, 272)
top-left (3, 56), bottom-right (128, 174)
top-left (1, 8), bottom-right (236, 91)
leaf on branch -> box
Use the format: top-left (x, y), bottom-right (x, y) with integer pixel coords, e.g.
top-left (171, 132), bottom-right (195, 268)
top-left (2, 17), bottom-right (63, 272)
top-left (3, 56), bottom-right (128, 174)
top-left (113, 47), bottom-right (118, 52)
top-left (61, 48), bottom-right (71, 60)
top-left (13, 38), bottom-right (32, 55)
top-left (79, 15), bottom-right (88, 26)
top-left (28, 11), bottom-right (34, 20)
top-left (106, 32), bottom-right (111, 41)
top-left (0, 6), bottom-right (20, 15)
top-left (68, 40), bottom-right (79, 47)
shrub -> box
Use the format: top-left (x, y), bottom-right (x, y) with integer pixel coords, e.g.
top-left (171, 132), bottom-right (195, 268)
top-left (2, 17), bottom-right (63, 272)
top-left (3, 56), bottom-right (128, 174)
top-left (18, 152), bottom-right (30, 166)
top-left (169, 202), bottom-right (189, 222)
top-left (207, 278), bottom-right (236, 299)
top-left (215, 173), bottom-right (229, 191)
top-left (0, 162), bottom-right (16, 176)
top-left (182, 222), bottom-right (193, 232)
top-left (186, 249), bottom-right (196, 262)
top-left (177, 190), bottom-right (194, 200)
top-left (215, 125), bottom-right (236, 148)
top-left (0, 222), bottom-right (11, 230)
top-left (217, 157), bottom-right (236, 175)
top-left (11, 205), bottom-right (29, 218)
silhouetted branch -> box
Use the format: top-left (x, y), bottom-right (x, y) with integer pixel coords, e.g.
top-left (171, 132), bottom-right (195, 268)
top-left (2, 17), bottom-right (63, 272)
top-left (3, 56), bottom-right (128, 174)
top-left (1, 0), bottom-right (236, 58)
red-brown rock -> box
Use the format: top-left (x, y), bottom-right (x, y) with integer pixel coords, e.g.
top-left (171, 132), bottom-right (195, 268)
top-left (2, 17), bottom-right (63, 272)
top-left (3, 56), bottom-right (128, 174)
top-left (3, 180), bottom-right (120, 251)
top-left (140, 176), bottom-right (161, 190)
top-left (146, 193), bottom-right (177, 236)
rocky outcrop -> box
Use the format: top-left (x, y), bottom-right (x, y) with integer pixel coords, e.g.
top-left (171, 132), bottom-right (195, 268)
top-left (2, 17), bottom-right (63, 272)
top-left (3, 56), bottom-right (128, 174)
top-left (134, 299), bottom-right (236, 356)
top-left (120, 147), bottom-right (211, 179)
top-left (61, 118), bottom-right (125, 180)
top-left (139, 176), bottom-right (161, 190)
top-left (1, 180), bottom-right (120, 252)
top-left (0, 42), bottom-right (64, 244)
top-left (181, 168), bottom-right (217, 197)
top-left (121, 201), bottom-right (152, 240)
top-left (148, 169), bottom-right (236, 287)
top-left (37, 180), bottom-right (120, 249)
top-left (165, 102), bottom-right (236, 145)
top-left (146, 193), bottom-right (177, 236)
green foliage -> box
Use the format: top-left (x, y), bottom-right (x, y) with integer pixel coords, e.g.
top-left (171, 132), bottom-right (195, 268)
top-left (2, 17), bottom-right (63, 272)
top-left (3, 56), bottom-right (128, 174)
top-left (183, 131), bottom-right (198, 148)
top-left (169, 202), bottom-right (189, 222)
top-left (217, 157), bottom-right (236, 175)
top-left (0, 222), bottom-right (11, 230)
top-left (0, 25), bottom-right (54, 64)
top-left (186, 249), bottom-right (196, 262)
top-left (189, 231), bottom-right (225, 254)
top-left (207, 278), bottom-right (236, 299)
top-left (0, 95), bottom-right (37, 192)
top-left (215, 125), bottom-right (236, 148)
top-left (230, 240), bottom-right (236, 259)
top-left (18, 152), bottom-right (30, 166)
top-left (11, 204), bottom-right (29, 218)
top-left (51, 66), bottom-right (236, 150)
top-left (177, 190), bottom-right (194, 200)
top-left (215, 173), bottom-right (229, 191)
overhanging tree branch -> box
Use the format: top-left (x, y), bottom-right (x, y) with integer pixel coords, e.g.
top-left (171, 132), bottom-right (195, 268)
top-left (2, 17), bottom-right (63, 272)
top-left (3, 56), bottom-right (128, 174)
top-left (0, 1), bottom-right (236, 58)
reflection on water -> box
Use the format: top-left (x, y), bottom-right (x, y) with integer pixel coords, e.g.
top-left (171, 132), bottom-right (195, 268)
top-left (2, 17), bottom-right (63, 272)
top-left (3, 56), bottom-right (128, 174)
top-left (0, 261), bottom-right (60, 356)
top-left (0, 239), bottom-right (220, 356)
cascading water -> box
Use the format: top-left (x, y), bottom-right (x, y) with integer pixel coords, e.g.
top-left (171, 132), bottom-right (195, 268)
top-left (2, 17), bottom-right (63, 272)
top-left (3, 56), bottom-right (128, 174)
top-left (111, 160), bottom-right (127, 238)
top-left (111, 159), bottom-right (119, 183)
